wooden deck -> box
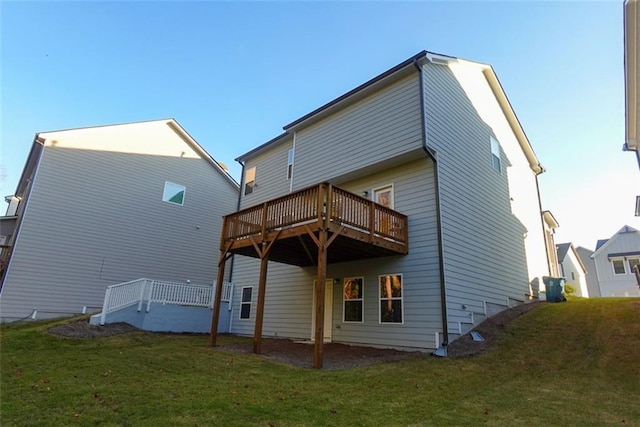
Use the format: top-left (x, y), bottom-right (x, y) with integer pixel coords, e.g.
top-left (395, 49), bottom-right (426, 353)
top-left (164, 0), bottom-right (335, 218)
top-left (210, 182), bottom-right (408, 369)
top-left (220, 182), bottom-right (408, 265)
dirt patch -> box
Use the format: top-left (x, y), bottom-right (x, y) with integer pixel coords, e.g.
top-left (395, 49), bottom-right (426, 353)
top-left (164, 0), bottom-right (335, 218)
top-left (48, 321), bottom-right (139, 338)
top-left (48, 301), bottom-right (546, 367)
top-left (219, 339), bottom-right (424, 370)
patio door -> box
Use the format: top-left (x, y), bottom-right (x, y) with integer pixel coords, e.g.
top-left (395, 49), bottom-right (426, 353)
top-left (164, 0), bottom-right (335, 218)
top-left (311, 279), bottom-right (333, 342)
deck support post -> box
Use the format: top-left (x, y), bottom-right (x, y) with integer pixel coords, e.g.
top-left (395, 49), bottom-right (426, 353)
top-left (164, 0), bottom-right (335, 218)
top-left (253, 251), bottom-right (270, 354)
top-left (313, 228), bottom-right (328, 369)
top-left (210, 250), bottom-right (231, 346)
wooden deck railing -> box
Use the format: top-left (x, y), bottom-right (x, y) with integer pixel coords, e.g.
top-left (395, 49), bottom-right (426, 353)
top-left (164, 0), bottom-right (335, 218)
top-left (222, 183), bottom-right (408, 247)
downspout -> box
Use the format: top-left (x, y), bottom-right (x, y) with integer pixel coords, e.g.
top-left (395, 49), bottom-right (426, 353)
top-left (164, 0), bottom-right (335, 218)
top-left (534, 167), bottom-right (551, 279)
top-left (1, 136), bottom-right (46, 290)
top-left (414, 59), bottom-right (450, 352)
top-left (227, 160), bottom-right (246, 283)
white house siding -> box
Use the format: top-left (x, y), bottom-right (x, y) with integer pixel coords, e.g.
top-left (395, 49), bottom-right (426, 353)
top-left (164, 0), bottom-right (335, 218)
top-left (292, 73), bottom-right (423, 189)
top-left (229, 158), bottom-right (443, 350)
top-left (422, 61), bottom-right (547, 326)
top-left (593, 229), bottom-right (640, 297)
top-left (240, 135), bottom-right (294, 208)
top-left (0, 122), bottom-right (238, 320)
top-left (559, 249), bottom-right (589, 297)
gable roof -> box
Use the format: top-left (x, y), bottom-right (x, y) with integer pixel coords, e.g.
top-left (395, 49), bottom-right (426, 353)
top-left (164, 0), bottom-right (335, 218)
top-left (556, 243), bottom-right (571, 262)
top-left (556, 242), bottom-right (587, 274)
top-left (16, 119), bottom-right (239, 193)
top-left (592, 225), bottom-right (640, 258)
top-left (575, 246), bottom-right (595, 274)
top-left (236, 51), bottom-right (544, 174)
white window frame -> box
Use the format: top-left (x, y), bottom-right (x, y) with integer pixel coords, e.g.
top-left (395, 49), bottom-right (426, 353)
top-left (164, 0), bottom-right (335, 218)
top-left (244, 166), bottom-right (256, 196)
top-left (240, 286), bottom-right (253, 319)
top-left (287, 148), bottom-right (294, 180)
top-left (343, 277), bottom-right (364, 323)
top-left (373, 184), bottom-right (394, 209)
top-left (378, 273), bottom-right (403, 324)
top-left (627, 257), bottom-right (640, 275)
top-left (611, 258), bottom-right (626, 275)
top-left (490, 136), bottom-right (501, 173)
top-left (162, 181), bottom-right (186, 206)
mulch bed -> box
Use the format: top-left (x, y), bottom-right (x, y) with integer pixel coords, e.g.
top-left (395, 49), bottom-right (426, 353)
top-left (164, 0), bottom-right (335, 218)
top-left (47, 301), bottom-right (547, 368)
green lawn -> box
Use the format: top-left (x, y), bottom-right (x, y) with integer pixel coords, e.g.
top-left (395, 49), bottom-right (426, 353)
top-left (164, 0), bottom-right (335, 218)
top-left (2, 298), bottom-right (639, 426)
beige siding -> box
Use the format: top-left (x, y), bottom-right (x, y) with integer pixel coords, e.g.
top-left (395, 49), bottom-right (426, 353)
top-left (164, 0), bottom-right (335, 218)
top-left (0, 126), bottom-right (238, 320)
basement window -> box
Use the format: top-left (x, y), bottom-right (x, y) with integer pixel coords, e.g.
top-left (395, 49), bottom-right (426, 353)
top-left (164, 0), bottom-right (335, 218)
top-left (162, 182), bottom-right (186, 206)
top-left (379, 274), bottom-right (403, 323)
top-left (343, 277), bottom-right (364, 323)
top-left (240, 287), bottom-right (252, 319)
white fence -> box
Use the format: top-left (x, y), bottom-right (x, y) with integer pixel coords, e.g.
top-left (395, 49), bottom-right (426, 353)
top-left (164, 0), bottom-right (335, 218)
top-left (99, 279), bottom-right (233, 325)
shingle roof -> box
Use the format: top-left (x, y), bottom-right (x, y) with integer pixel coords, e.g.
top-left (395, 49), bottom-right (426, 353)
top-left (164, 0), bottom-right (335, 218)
top-left (595, 239), bottom-right (609, 250)
top-left (556, 243), bottom-right (571, 262)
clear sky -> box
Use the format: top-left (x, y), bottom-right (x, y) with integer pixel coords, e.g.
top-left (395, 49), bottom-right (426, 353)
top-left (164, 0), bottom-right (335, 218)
top-left (1, 0), bottom-right (637, 250)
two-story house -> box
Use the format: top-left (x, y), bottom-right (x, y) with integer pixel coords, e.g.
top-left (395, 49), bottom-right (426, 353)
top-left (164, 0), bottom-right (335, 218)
top-left (591, 225), bottom-right (640, 297)
top-left (0, 119), bottom-right (239, 321)
top-left (209, 51), bottom-right (551, 368)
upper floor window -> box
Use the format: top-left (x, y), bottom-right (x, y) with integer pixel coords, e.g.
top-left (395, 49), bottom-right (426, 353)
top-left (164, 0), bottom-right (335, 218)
top-left (628, 258), bottom-right (640, 274)
top-left (244, 166), bottom-right (256, 195)
top-left (490, 137), bottom-right (501, 173)
top-left (612, 259), bottom-right (626, 275)
top-left (287, 149), bottom-right (294, 180)
top-left (162, 182), bottom-right (185, 206)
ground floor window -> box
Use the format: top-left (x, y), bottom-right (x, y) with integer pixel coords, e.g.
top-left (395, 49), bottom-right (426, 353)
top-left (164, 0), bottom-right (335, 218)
top-left (240, 287), bottom-right (252, 319)
top-left (379, 274), bottom-right (403, 323)
top-left (628, 258), bottom-right (640, 274)
top-left (343, 277), bottom-right (363, 322)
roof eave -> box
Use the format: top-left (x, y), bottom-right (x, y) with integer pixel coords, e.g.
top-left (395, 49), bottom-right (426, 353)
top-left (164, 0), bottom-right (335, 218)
top-left (481, 68), bottom-right (545, 175)
top-left (624, 0), bottom-right (639, 152)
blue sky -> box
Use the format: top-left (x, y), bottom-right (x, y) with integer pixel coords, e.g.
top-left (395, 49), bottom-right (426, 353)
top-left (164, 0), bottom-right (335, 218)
top-left (1, 0), bottom-right (637, 249)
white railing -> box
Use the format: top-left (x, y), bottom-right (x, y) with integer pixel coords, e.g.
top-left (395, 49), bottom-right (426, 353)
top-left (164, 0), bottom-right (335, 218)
top-left (99, 278), bottom-right (233, 325)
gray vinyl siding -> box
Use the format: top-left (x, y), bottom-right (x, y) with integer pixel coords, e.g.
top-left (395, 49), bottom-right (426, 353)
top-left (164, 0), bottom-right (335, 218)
top-left (593, 230), bottom-right (640, 296)
top-left (0, 145), bottom-right (238, 320)
top-left (576, 246), bottom-right (601, 297)
top-left (240, 136), bottom-right (294, 208)
top-left (229, 158), bottom-right (442, 350)
top-left (422, 62), bottom-right (531, 322)
top-left (292, 73), bottom-right (423, 189)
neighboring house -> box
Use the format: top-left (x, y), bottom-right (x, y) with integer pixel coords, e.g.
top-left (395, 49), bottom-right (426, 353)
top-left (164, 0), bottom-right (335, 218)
top-left (555, 242), bottom-right (589, 297)
top-left (209, 51), bottom-right (551, 367)
top-left (591, 225), bottom-right (640, 297)
top-left (0, 119), bottom-right (239, 321)
top-left (543, 210), bottom-right (561, 278)
top-left (576, 246), bottom-right (601, 297)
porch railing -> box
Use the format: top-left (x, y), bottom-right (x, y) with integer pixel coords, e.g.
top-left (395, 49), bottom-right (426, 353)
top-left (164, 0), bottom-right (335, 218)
top-left (222, 183), bottom-right (408, 246)
top-left (99, 279), bottom-right (233, 325)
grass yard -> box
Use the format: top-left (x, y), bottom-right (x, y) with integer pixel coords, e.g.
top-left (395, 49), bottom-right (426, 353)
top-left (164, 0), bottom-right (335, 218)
top-left (2, 298), bottom-right (639, 426)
